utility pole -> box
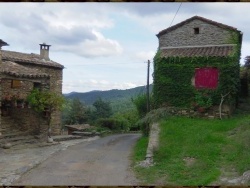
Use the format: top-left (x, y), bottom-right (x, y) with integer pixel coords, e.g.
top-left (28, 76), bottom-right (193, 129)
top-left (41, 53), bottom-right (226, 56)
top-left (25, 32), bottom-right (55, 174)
top-left (147, 60), bottom-right (150, 113)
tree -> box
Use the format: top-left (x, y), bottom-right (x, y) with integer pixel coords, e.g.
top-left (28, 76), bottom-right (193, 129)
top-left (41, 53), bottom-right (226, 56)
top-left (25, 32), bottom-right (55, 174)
top-left (92, 98), bottom-right (112, 119)
top-left (62, 98), bottom-right (87, 125)
top-left (131, 94), bottom-right (148, 118)
top-left (27, 89), bottom-right (65, 141)
top-left (244, 56), bottom-right (250, 68)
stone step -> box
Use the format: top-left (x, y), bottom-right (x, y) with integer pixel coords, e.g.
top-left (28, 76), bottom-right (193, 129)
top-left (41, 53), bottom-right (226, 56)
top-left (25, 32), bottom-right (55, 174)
top-left (72, 131), bottom-right (100, 136)
top-left (0, 131), bottom-right (30, 139)
top-left (1, 138), bottom-right (40, 149)
top-left (52, 135), bottom-right (83, 142)
top-left (0, 135), bottom-right (34, 144)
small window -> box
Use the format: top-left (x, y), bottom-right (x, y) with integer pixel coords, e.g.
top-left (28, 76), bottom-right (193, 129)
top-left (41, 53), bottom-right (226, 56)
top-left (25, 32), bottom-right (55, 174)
top-left (33, 82), bottom-right (41, 89)
top-left (11, 80), bottom-right (21, 88)
top-left (194, 27), bottom-right (199, 34)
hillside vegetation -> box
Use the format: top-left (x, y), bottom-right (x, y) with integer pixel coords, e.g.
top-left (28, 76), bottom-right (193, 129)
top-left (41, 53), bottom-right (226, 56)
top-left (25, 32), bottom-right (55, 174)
top-left (132, 107), bottom-right (250, 185)
top-left (65, 85), bottom-right (152, 113)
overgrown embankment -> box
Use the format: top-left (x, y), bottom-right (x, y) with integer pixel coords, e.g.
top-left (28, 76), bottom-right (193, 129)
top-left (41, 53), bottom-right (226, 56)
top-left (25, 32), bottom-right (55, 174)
top-left (132, 114), bottom-right (250, 185)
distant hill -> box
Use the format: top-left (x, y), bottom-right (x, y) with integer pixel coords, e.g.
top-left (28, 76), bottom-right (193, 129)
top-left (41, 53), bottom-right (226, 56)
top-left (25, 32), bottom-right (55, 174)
top-left (64, 84), bottom-right (153, 107)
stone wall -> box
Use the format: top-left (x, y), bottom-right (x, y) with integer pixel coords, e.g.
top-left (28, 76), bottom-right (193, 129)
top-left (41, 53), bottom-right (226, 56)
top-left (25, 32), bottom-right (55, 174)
top-left (10, 107), bottom-right (48, 136)
top-left (1, 64), bottom-right (63, 136)
top-left (1, 79), bottom-right (33, 99)
top-left (159, 19), bottom-right (233, 48)
top-left (164, 104), bottom-right (232, 119)
top-left (18, 64), bottom-right (63, 135)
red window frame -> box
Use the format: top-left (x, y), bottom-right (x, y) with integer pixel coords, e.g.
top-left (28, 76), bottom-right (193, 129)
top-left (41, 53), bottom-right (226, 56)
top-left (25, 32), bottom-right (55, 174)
top-left (195, 67), bottom-right (219, 89)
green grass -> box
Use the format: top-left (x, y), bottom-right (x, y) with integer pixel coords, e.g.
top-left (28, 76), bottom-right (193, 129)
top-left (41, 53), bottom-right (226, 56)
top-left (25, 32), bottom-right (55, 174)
top-left (132, 115), bottom-right (250, 185)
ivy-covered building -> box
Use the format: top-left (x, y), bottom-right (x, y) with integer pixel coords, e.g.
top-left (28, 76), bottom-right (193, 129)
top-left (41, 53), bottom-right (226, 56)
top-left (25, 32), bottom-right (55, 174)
top-left (153, 16), bottom-right (242, 117)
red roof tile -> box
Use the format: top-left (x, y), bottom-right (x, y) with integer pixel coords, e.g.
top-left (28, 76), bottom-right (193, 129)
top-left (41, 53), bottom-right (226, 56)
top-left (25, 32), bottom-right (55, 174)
top-left (2, 50), bottom-right (64, 69)
top-left (157, 16), bottom-right (240, 37)
top-left (1, 61), bottom-right (50, 78)
top-left (160, 45), bottom-right (235, 58)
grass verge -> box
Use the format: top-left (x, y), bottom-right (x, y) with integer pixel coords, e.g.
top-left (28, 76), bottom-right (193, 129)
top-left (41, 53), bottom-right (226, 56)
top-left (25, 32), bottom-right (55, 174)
top-left (132, 115), bottom-right (250, 185)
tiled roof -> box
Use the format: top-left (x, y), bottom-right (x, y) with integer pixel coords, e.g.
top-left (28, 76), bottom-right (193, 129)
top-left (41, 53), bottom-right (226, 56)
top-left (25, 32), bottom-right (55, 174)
top-left (2, 50), bottom-right (64, 69)
top-left (157, 16), bottom-right (240, 37)
top-left (160, 45), bottom-right (235, 58)
top-left (2, 61), bottom-right (50, 78)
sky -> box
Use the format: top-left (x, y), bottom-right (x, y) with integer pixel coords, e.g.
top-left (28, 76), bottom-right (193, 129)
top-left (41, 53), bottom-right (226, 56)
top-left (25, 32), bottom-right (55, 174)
top-left (0, 3), bottom-right (250, 94)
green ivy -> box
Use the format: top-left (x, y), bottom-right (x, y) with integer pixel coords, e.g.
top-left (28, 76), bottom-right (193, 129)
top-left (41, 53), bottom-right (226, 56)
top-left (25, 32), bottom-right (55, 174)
top-left (153, 31), bottom-right (241, 108)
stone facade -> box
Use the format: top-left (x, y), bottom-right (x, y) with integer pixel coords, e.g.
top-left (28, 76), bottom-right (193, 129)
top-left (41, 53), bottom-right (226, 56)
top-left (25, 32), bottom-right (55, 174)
top-left (158, 19), bottom-right (233, 48)
top-left (19, 64), bottom-right (63, 135)
top-left (0, 43), bottom-right (64, 137)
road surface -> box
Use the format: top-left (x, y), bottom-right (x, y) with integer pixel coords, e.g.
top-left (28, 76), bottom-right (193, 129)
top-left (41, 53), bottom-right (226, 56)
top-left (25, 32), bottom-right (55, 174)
top-left (13, 133), bottom-right (141, 185)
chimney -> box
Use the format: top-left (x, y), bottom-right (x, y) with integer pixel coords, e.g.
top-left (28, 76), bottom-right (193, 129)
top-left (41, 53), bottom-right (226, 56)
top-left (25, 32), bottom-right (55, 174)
top-left (39, 43), bottom-right (51, 60)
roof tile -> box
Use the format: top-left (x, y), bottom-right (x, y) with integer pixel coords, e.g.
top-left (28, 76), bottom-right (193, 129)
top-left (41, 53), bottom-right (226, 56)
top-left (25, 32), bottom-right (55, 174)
top-left (1, 61), bottom-right (50, 78)
top-left (2, 50), bottom-right (64, 69)
top-left (160, 45), bottom-right (234, 58)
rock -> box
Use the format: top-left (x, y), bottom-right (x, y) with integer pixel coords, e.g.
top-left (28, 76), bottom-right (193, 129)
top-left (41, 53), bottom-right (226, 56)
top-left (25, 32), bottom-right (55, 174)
top-left (47, 137), bottom-right (54, 143)
top-left (3, 143), bottom-right (12, 149)
top-left (241, 170), bottom-right (250, 184)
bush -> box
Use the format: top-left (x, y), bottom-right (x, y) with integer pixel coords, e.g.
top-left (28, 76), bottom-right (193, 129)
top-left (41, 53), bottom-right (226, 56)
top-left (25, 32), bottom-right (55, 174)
top-left (112, 109), bottom-right (140, 131)
top-left (136, 107), bottom-right (171, 136)
top-left (132, 94), bottom-right (149, 118)
top-left (97, 117), bottom-right (129, 131)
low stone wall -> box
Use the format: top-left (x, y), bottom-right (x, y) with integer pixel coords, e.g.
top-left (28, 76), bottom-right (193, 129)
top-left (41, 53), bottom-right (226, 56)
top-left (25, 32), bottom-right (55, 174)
top-left (164, 105), bottom-right (232, 119)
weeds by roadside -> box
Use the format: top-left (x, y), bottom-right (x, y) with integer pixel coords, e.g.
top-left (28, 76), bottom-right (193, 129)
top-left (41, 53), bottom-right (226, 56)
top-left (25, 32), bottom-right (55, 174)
top-left (132, 115), bottom-right (250, 186)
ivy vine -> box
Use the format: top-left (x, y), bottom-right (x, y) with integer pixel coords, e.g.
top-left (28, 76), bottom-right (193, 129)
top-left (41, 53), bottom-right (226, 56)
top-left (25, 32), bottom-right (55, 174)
top-left (153, 30), bottom-right (241, 109)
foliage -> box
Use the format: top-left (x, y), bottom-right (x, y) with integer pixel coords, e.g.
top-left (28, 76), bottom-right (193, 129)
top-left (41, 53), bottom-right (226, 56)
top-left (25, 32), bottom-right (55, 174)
top-left (92, 98), bottom-right (113, 119)
top-left (27, 89), bottom-right (65, 137)
top-left (194, 90), bottom-right (213, 109)
top-left (62, 98), bottom-right (88, 125)
top-left (96, 117), bottom-right (129, 131)
top-left (112, 109), bottom-right (140, 131)
top-left (65, 84), bottom-right (152, 105)
top-left (244, 56), bottom-right (250, 68)
top-left (153, 31), bottom-right (241, 108)
top-left (132, 93), bottom-right (154, 118)
top-left (136, 107), bottom-right (170, 136)
top-left (132, 115), bottom-right (250, 185)
top-left (27, 89), bottom-right (65, 114)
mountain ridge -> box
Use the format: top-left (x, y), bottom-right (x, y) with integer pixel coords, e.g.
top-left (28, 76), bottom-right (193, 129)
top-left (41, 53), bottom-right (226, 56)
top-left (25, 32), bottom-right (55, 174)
top-left (64, 84), bottom-right (152, 105)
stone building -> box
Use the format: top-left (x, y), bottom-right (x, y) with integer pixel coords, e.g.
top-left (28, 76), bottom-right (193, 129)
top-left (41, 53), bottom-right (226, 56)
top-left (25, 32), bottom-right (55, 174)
top-left (153, 16), bottom-right (242, 118)
top-left (0, 41), bottom-right (64, 136)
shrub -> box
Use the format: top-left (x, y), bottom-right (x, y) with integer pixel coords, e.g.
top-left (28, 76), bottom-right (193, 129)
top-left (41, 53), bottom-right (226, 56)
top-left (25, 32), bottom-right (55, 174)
top-left (112, 109), bottom-right (140, 131)
top-left (136, 107), bottom-right (171, 136)
top-left (97, 117), bottom-right (129, 131)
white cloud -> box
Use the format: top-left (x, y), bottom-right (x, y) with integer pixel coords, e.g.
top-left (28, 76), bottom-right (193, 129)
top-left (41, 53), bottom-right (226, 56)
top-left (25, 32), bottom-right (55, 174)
top-left (62, 79), bottom-right (145, 93)
top-left (0, 4), bottom-right (121, 58)
top-left (241, 41), bottom-right (250, 65)
top-left (135, 51), bottom-right (156, 62)
top-left (53, 30), bottom-right (123, 58)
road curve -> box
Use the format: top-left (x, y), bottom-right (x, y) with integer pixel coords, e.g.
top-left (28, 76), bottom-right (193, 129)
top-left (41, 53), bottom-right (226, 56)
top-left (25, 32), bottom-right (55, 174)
top-left (13, 133), bottom-right (141, 186)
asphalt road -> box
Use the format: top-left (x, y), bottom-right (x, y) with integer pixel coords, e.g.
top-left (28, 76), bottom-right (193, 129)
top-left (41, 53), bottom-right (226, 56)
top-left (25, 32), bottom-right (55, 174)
top-left (13, 133), bottom-right (141, 186)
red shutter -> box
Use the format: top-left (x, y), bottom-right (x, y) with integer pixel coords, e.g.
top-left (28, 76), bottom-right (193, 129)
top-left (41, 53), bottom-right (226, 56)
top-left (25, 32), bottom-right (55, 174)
top-left (195, 68), bottom-right (218, 89)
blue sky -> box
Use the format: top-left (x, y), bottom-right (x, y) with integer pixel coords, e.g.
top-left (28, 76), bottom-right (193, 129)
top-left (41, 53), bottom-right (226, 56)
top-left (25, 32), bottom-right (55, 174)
top-left (0, 3), bottom-right (249, 93)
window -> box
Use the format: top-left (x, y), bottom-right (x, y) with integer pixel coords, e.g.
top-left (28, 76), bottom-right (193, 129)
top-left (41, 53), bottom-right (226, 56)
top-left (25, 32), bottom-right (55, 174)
top-left (195, 67), bottom-right (218, 89)
top-left (11, 80), bottom-right (21, 88)
top-left (194, 27), bottom-right (199, 34)
top-left (33, 82), bottom-right (41, 89)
